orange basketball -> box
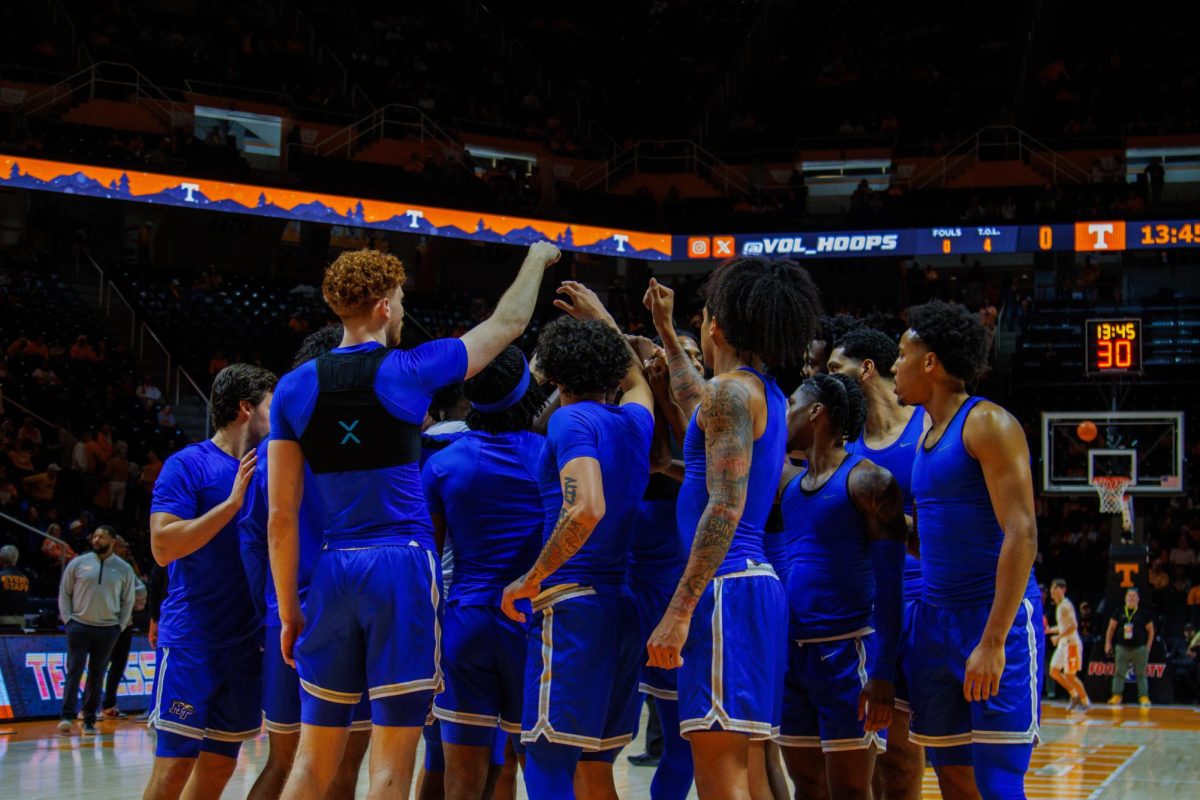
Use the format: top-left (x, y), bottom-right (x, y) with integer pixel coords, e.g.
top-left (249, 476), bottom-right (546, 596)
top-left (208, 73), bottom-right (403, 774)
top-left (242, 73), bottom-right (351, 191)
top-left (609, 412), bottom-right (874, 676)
top-left (1077, 420), bottom-right (1098, 442)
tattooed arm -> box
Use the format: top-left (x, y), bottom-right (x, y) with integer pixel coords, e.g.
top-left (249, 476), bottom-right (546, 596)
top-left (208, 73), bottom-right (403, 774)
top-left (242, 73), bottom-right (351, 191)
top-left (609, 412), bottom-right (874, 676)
top-left (501, 456), bottom-right (605, 623)
top-left (644, 279), bottom-right (710, 421)
top-left (646, 376), bottom-right (754, 669)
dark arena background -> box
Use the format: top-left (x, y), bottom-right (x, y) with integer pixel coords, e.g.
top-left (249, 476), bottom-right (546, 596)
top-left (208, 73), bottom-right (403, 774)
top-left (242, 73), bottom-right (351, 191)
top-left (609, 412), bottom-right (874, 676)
top-left (1, 1), bottom-right (1199, 798)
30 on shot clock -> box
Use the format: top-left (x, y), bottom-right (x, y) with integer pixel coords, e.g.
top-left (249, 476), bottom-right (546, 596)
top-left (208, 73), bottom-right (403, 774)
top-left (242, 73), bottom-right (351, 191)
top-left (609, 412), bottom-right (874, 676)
top-left (1085, 317), bottom-right (1142, 375)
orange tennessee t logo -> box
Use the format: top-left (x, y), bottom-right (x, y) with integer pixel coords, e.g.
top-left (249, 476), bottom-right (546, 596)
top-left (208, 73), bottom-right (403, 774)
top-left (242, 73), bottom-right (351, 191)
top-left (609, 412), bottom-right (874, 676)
top-left (1114, 563), bottom-right (1139, 588)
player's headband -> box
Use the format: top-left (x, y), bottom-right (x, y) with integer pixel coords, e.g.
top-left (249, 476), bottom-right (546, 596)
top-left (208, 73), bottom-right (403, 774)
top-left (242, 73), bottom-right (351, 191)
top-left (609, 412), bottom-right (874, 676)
top-left (470, 353), bottom-right (531, 414)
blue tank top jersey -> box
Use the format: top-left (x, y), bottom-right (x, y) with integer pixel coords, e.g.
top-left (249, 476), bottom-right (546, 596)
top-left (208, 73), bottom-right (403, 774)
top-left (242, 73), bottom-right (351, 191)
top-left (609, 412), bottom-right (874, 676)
top-left (630, 496), bottom-right (685, 588)
top-left (422, 430), bottom-right (547, 605)
top-left (270, 339), bottom-right (467, 549)
top-left (538, 402), bottom-right (654, 591)
top-left (677, 367), bottom-right (788, 577)
top-left (911, 396), bottom-right (1038, 607)
top-left (238, 439), bottom-right (325, 626)
top-left (847, 406), bottom-right (926, 603)
top-left (780, 454), bottom-right (875, 640)
top-left (152, 440), bottom-right (260, 649)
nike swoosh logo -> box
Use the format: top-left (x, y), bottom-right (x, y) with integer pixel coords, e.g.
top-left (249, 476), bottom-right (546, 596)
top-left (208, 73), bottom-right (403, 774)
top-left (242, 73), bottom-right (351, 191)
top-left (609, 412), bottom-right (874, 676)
top-left (898, 442), bottom-right (914, 448)
top-left (819, 651), bottom-right (834, 661)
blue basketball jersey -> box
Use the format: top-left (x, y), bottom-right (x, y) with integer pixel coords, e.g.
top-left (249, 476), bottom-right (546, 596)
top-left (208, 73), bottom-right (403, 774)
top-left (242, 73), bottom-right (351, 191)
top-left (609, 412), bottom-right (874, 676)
top-left (629, 478), bottom-right (686, 588)
top-left (238, 438), bottom-right (325, 625)
top-left (152, 440), bottom-right (260, 648)
top-left (911, 396), bottom-right (1038, 607)
top-left (780, 454), bottom-right (874, 640)
top-left (270, 339), bottom-right (467, 550)
top-left (422, 430), bottom-right (546, 605)
top-left (538, 402), bottom-right (654, 591)
top-left (677, 367), bottom-right (787, 576)
top-left (847, 406), bottom-right (926, 603)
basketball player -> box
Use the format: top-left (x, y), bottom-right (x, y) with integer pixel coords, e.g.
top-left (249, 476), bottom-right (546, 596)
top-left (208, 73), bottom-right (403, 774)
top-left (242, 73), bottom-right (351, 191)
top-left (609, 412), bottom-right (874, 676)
top-left (1047, 579), bottom-right (1090, 712)
top-left (424, 345), bottom-right (548, 800)
top-left (776, 373), bottom-right (905, 800)
top-left (803, 315), bottom-right (863, 379)
top-left (239, 326), bottom-right (370, 800)
top-left (269, 243), bottom-right (560, 800)
top-left (643, 258), bottom-right (823, 800)
top-left (893, 300), bottom-right (1042, 800)
top-left (827, 326), bottom-right (930, 799)
top-left (144, 363), bottom-right (277, 800)
top-left (501, 285), bottom-right (654, 800)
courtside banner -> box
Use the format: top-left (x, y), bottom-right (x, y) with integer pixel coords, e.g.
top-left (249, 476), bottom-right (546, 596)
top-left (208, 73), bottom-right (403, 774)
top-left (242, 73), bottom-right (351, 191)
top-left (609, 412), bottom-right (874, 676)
top-left (0, 634), bottom-right (155, 720)
top-left (0, 154), bottom-right (672, 261)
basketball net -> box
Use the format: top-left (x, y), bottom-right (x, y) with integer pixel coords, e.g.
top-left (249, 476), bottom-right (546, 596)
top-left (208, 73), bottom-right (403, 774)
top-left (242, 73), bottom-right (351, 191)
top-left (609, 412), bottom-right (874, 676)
top-left (1091, 476), bottom-right (1133, 531)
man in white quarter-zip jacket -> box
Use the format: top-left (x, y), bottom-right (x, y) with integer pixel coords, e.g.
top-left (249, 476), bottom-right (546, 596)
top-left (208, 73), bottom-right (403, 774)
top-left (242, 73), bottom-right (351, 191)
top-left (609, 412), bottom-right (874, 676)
top-left (57, 524), bottom-right (136, 735)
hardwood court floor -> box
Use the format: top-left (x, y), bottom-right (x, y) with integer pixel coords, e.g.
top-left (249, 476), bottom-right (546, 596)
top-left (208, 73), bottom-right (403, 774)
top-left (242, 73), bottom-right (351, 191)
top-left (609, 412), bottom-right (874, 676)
top-left (1, 702), bottom-right (1197, 799)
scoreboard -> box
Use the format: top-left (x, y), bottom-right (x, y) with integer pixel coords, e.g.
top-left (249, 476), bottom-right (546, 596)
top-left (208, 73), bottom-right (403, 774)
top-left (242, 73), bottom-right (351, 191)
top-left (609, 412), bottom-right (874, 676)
top-left (678, 220), bottom-right (1200, 260)
top-left (1085, 318), bottom-right (1142, 376)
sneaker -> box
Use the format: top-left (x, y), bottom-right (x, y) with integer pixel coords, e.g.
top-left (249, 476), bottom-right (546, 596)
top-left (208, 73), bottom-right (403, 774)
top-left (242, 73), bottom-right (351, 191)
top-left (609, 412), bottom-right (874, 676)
top-left (1107, 694), bottom-right (1123, 706)
top-left (1139, 696), bottom-right (1151, 708)
top-left (102, 708), bottom-right (128, 719)
top-left (57, 719), bottom-right (73, 734)
top-left (76, 711), bottom-right (84, 720)
top-left (1067, 696), bottom-right (1080, 712)
top-left (626, 751), bottom-right (661, 767)
top-left (82, 721), bottom-right (98, 736)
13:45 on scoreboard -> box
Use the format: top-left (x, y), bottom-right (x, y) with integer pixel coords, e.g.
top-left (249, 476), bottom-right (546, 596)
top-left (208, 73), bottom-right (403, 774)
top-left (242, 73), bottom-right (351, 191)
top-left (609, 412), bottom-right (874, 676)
top-left (1085, 317), bottom-right (1142, 376)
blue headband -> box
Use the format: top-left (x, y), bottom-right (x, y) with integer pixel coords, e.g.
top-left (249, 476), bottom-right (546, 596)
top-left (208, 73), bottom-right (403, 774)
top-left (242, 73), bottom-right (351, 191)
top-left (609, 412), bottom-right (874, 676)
top-left (470, 354), bottom-right (532, 414)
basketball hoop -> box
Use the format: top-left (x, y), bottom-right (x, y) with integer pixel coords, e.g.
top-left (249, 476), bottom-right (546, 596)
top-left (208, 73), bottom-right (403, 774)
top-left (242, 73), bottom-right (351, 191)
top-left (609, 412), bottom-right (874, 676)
top-left (1091, 475), bottom-right (1133, 530)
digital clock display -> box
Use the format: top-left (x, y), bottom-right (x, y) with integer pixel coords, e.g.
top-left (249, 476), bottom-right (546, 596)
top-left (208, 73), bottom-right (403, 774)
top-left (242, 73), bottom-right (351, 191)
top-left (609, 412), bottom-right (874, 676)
top-left (1138, 222), bottom-right (1200, 247)
top-left (1085, 318), bottom-right (1142, 375)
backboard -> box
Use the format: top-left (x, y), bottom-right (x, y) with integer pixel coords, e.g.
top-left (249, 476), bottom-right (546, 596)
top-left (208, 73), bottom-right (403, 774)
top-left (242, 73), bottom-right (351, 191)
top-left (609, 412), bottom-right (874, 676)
top-left (1041, 411), bottom-right (1184, 494)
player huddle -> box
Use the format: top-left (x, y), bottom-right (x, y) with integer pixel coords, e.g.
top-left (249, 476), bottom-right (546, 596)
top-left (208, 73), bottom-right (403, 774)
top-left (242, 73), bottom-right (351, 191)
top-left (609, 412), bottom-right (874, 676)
top-left (143, 244), bottom-right (1043, 800)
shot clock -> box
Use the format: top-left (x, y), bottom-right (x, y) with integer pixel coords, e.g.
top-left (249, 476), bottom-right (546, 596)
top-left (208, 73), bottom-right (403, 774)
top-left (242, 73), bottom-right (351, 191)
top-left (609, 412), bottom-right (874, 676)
top-left (1085, 318), bottom-right (1142, 375)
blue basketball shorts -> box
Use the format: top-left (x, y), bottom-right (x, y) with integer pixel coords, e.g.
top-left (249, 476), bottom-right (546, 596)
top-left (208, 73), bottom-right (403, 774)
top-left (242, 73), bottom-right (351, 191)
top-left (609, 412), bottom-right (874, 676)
top-left (893, 600), bottom-right (918, 715)
top-left (423, 718), bottom-right (511, 771)
top-left (677, 564), bottom-right (786, 741)
top-left (296, 543), bottom-right (441, 728)
top-left (777, 630), bottom-right (887, 752)
top-left (521, 585), bottom-right (642, 752)
top-left (433, 601), bottom-right (528, 745)
top-left (153, 642), bottom-right (263, 759)
top-left (630, 572), bottom-right (678, 701)
top-left (262, 625), bottom-right (370, 734)
top-left (907, 596), bottom-right (1043, 749)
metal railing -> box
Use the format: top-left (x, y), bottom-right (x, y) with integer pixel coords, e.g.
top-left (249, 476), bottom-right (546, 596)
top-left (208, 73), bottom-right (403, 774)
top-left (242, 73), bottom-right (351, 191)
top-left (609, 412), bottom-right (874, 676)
top-left (569, 139), bottom-right (753, 196)
top-left (184, 79), bottom-right (293, 110)
top-left (139, 323), bottom-right (172, 397)
top-left (175, 366), bottom-right (211, 440)
top-left (0, 509), bottom-right (71, 577)
top-left (0, 391), bottom-right (56, 429)
top-left (308, 103), bottom-right (468, 167)
top-left (907, 126), bottom-right (1093, 190)
top-left (106, 280), bottom-right (136, 350)
top-left (18, 61), bottom-right (188, 131)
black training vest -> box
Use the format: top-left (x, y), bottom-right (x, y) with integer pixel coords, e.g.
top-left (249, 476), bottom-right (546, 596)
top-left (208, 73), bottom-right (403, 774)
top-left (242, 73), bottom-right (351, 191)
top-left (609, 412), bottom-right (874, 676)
top-left (297, 347), bottom-right (421, 474)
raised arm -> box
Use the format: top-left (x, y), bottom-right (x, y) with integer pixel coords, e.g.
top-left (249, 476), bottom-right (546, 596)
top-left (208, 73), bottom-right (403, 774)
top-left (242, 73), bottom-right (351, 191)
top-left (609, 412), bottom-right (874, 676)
top-left (501, 456), bottom-right (605, 623)
top-left (849, 461), bottom-right (907, 731)
top-left (151, 449), bottom-right (257, 566)
top-left (553, 281), bottom-right (653, 412)
top-left (644, 279), bottom-right (709, 420)
top-left (460, 242), bottom-right (560, 378)
top-left (647, 377), bottom-right (753, 669)
top-left (267, 439), bottom-right (305, 666)
top-left (963, 403), bottom-right (1039, 702)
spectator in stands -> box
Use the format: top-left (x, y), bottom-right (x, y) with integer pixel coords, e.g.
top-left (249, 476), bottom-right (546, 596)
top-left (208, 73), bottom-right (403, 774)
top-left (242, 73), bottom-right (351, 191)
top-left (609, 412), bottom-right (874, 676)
top-left (157, 405), bottom-right (176, 428)
top-left (71, 429), bottom-right (95, 474)
top-left (22, 463), bottom-right (60, 505)
top-left (17, 416), bottom-right (42, 447)
top-left (1187, 576), bottom-right (1200, 626)
top-left (69, 335), bottom-right (97, 361)
top-left (102, 442), bottom-right (130, 512)
top-left (136, 374), bottom-right (163, 407)
top-left (1144, 158), bottom-right (1165, 205)
top-left (208, 349), bottom-right (229, 376)
top-left (1105, 587), bottom-right (1155, 707)
top-left (57, 524), bottom-right (137, 734)
top-left (139, 450), bottom-right (163, 500)
top-left (0, 544), bottom-right (30, 626)
top-left (1170, 534), bottom-right (1197, 568)
top-left (7, 441), bottom-right (35, 478)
